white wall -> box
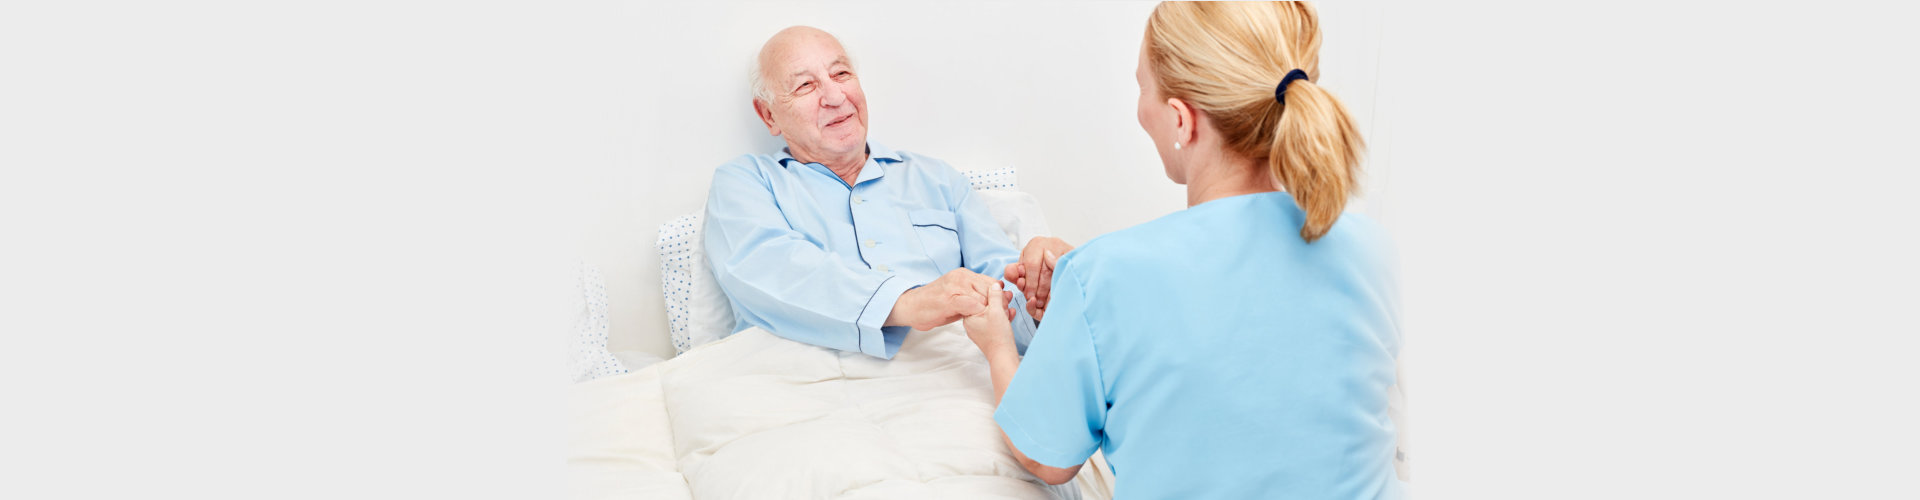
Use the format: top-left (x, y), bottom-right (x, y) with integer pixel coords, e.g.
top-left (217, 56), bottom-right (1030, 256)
top-left (589, 1), bottom-right (1390, 359)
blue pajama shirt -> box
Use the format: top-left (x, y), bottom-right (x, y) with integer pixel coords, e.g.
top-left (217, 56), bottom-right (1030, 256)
top-left (702, 142), bottom-right (1036, 359)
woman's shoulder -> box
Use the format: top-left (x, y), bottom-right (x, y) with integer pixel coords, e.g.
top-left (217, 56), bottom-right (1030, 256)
top-left (1063, 194), bottom-right (1395, 275)
top-left (1057, 208), bottom-right (1209, 277)
top-left (1073, 192), bottom-right (1280, 251)
top-left (1321, 209), bottom-right (1397, 263)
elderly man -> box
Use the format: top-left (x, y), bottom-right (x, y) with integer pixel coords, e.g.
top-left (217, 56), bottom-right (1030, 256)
top-left (703, 26), bottom-right (1072, 359)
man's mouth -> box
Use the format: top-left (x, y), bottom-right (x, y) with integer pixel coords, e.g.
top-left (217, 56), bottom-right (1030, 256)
top-left (825, 114), bottom-right (852, 128)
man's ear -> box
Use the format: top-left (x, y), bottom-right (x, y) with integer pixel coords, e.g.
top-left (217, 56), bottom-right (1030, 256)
top-left (1166, 97), bottom-right (1196, 147)
top-left (752, 98), bottom-right (782, 137)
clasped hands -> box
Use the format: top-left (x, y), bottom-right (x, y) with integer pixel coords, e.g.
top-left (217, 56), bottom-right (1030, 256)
top-left (884, 237), bottom-right (1075, 354)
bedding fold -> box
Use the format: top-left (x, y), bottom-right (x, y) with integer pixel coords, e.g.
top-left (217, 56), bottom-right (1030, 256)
top-left (660, 324), bottom-right (1066, 499)
top-left (571, 323), bottom-right (1110, 499)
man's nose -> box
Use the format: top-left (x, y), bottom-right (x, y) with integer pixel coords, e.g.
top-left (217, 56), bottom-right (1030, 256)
top-left (819, 80), bottom-right (848, 108)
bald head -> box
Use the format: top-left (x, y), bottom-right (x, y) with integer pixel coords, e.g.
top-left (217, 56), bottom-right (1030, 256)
top-left (748, 26), bottom-right (870, 170)
top-left (751, 26), bottom-right (848, 102)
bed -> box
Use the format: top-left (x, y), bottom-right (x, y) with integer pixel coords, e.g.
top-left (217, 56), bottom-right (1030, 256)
top-left (568, 168), bottom-right (1117, 499)
top-left (570, 323), bottom-right (1116, 499)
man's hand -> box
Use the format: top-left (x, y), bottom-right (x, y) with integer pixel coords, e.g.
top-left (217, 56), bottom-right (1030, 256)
top-left (1004, 237), bottom-right (1073, 321)
top-left (962, 278), bottom-right (1017, 357)
top-left (886, 269), bottom-right (1007, 331)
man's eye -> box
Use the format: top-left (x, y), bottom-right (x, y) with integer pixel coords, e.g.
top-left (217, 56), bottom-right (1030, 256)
top-left (794, 82), bottom-right (813, 92)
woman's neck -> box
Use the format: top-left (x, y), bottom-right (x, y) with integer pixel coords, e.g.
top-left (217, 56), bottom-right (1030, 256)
top-left (1184, 152), bottom-right (1278, 207)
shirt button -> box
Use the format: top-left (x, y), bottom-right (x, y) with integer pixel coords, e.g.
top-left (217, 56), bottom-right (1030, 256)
top-left (852, 195), bottom-right (863, 204)
top-left (865, 239), bottom-right (877, 248)
top-left (877, 264), bottom-right (890, 273)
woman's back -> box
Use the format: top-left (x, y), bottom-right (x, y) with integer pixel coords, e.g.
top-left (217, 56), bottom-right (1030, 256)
top-left (996, 191), bottom-right (1403, 499)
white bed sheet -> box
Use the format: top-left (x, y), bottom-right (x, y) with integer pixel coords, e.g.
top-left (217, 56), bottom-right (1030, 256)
top-left (569, 363), bottom-right (690, 499)
top-left (569, 322), bottom-right (1115, 499)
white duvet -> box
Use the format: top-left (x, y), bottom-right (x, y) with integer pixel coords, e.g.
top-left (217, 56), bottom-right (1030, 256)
top-left (569, 322), bottom-right (1115, 500)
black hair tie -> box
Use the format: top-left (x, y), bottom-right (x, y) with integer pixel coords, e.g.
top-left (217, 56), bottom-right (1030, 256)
top-left (1276, 69), bottom-right (1310, 105)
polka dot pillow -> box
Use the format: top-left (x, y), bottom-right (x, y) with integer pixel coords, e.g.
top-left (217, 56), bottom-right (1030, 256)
top-left (568, 261), bottom-right (628, 382)
top-left (963, 167), bottom-right (1017, 191)
top-left (658, 213), bottom-right (735, 354)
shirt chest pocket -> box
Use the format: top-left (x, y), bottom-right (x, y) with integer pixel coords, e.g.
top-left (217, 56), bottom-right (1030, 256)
top-left (908, 209), bottom-right (963, 271)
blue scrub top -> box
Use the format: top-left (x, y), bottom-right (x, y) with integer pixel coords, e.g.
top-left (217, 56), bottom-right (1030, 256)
top-left (994, 191), bottom-right (1405, 499)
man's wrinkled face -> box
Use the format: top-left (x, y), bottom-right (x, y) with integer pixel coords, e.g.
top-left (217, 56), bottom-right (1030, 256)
top-left (757, 29), bottom-right (868, 161)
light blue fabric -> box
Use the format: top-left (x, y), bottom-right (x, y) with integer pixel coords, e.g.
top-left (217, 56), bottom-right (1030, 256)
top-left (703, 142), bottom-right (1037, 359)
top-left (994, 191), bottom-right (1405, 499)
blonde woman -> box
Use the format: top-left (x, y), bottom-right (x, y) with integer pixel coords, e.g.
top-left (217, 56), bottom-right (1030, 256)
top-left (961, 2), bottom-right (1404, 497)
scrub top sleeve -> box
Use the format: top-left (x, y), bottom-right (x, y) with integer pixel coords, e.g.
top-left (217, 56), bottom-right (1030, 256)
top-left (993, 264), bottom-right (1106, 469)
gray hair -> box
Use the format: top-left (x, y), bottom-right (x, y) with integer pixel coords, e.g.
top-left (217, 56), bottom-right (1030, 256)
top-left (748, 54), bottom-right (773, 103)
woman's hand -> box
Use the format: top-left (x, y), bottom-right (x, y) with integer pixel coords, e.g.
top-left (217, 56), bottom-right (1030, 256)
top-left (961, 281), bottom-right (1018, 356)
top-left (965, 278), bottom-right (1085, 486)
top-left (886, 269), bottom-right (1004, 331)
top-left (1005, 237), bottom-right (1073, 321)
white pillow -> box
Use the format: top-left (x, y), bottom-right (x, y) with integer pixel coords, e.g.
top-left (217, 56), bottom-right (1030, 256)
top-left (658, 167), bottom-right (1049, 354)
top-left (568, 261), bottom-right (629, 382)
top-left (962, 168), bottom-right (1052, 246)
top-left (972, 189), bottom-right (1052, 249)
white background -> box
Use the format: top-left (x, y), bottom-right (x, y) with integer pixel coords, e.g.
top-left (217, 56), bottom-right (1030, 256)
top-left (3, 1), bottom-right (1916, 498)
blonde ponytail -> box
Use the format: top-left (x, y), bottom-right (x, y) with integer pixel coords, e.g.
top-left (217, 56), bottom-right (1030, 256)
top-left (1147, 1), bottom-right (1366, 242)
top-left (1271, 78), bottom-right (1364, 242)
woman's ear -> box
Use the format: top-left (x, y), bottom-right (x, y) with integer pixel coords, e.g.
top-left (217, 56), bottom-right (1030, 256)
top-left (1166, 97), bottom-right (1196, 147)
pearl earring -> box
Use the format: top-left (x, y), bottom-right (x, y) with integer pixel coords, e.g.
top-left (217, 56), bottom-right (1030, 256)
top-left (1174, 142), bottom-right (1182, 150)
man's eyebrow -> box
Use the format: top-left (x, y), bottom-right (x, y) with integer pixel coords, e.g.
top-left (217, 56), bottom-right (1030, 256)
top-left (785, 57), bottom-right (849, 85)
top-left (793, 58), bottom-right (849, 78)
